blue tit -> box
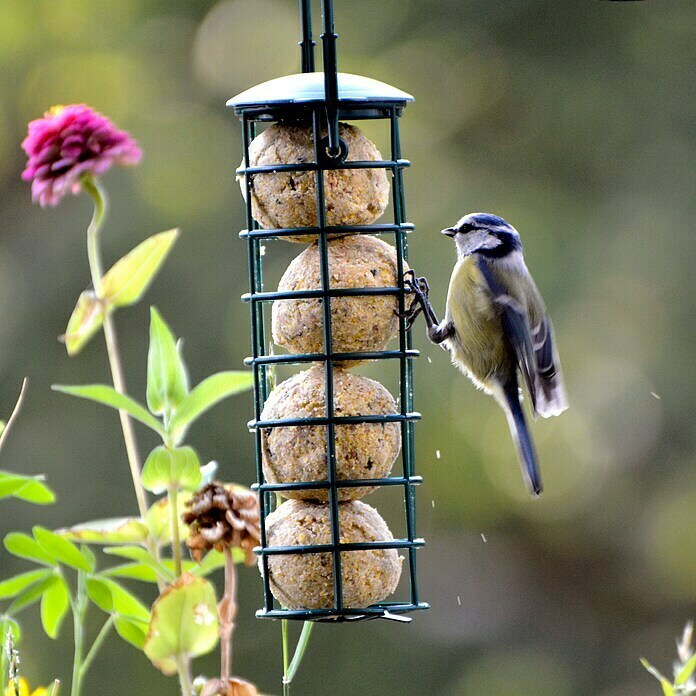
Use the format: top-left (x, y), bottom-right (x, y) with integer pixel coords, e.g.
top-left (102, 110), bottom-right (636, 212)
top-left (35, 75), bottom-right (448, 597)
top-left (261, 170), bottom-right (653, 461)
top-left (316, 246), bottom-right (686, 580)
top-left (404, 212), bottom-right (567, 497)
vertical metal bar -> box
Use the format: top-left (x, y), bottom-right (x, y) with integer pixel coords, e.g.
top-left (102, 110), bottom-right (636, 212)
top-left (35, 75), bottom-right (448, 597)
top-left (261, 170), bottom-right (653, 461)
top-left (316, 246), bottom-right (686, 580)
top-left (242, 115), bottom-right (274, 612)
top-left (299, 0), bottom-right (315, 73)
top-left (390, 108), bottom-right (418, 606)
top-left (312, 107), bottom-right (344, 612)
top-left (320, 0), bottom-right (340, 159)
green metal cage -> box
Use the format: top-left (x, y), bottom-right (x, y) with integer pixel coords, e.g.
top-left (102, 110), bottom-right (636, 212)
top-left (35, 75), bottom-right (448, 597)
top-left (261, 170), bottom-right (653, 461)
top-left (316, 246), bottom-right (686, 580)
top-left (228, 0), bottom-right (427, 623)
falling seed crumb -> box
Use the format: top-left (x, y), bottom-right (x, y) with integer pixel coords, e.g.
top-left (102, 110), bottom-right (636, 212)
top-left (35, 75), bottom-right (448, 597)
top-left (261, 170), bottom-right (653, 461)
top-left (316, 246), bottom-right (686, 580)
top-left (427, 356), bottom-right (432, 364)
top-left (431, 500), bottom-right (435, 508)
top-left (650, 391), bottom-right (661, 400)
top-left (260, 245), bottom-right (266, 256)
top-left (456, 596), bottom-right (461, 606)
top-left (436, 450), bottom-right (441, 460)
top-left (480, 533), bottom-right (487, 543)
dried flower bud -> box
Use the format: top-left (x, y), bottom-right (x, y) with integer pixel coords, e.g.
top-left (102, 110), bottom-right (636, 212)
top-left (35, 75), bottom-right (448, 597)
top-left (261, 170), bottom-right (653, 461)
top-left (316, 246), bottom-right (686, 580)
top-left (199, 677), bottom-right (259, 696)
top-left (183, 483), bottom-right (260, 565)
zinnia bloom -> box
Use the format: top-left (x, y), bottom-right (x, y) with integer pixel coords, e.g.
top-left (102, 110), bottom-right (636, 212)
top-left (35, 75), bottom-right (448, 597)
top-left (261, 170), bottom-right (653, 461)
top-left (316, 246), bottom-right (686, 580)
top-left (21, 104), bottom-right (141, 207)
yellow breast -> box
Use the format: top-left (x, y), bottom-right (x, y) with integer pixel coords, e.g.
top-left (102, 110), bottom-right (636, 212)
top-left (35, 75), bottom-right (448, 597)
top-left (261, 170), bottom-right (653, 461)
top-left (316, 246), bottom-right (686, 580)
top-left (445, 257), bottom-right (509, 388)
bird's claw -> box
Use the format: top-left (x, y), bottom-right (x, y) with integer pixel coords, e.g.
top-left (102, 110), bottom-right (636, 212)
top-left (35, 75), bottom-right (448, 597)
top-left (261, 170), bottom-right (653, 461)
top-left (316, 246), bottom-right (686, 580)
top-left (396, 270), bottom-right (432, 330)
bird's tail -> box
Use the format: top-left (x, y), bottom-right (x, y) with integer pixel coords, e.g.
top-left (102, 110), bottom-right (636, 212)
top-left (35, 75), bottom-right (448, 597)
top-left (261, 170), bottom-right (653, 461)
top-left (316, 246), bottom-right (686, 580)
top-left (501, 384), bottom-right (543, 497)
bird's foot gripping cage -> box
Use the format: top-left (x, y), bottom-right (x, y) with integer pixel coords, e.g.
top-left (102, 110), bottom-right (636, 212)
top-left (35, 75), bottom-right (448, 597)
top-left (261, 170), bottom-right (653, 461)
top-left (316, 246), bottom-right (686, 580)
top-left (228, 0), bottom-right (428, 623)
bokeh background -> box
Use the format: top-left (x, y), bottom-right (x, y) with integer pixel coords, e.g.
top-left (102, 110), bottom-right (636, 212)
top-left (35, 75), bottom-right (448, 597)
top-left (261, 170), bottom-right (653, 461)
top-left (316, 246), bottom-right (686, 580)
top-left (1, 1), bottom-right (695, 694)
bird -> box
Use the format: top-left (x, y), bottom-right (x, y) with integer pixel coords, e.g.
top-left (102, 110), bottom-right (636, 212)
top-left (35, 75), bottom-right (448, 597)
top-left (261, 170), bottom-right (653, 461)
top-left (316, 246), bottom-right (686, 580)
top-left (403, 212), bottom-right (567, 497)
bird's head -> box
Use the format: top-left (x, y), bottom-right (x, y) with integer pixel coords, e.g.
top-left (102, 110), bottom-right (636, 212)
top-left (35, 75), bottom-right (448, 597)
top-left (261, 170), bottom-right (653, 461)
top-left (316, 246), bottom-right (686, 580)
top-left (442, 212), bottom-right (522, 258)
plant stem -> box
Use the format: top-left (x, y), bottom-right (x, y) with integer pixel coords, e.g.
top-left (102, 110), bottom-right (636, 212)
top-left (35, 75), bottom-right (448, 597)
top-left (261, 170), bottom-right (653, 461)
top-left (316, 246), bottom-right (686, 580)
top-left (82, 176), bottom-right (191, 695)
top-left (282, 619), bottom-right (290, 696)
top-left (286, 622), bottom-right (314, 684)
top-left (175, 656), bottom-right (192, 696)
top-left (169, 484), bottom-right (182, 577)
top-left (70, 572), bottom-right (88, 696)
top-left (277, 488), bottom-right (291, 696)
top-left (82, 175), bottom-right (148, 522)
top-left (0, 378), bottom-right (27, 455)
top-left (281, 620), bottom-right (314, 694)
top-left (220, 547), bottom-right (238, 684)
top-left (79, 615), bottom-right (114, 680)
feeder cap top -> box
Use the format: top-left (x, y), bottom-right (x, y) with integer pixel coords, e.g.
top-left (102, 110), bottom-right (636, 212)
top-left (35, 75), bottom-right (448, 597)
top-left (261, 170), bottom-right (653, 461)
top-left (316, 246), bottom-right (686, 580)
top-left (227, 72), bottom-right (413, 109)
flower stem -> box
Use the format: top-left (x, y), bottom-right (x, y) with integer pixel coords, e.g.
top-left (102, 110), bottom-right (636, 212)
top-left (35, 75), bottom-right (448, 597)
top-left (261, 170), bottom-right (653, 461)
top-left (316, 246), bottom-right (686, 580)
top-left (286, 622), bottom-right (314, 685)
top-left (79, 615), bottom-right (114, 680)
top-left (175, 656), bottom-right (193, 696)
top-left (282, 618), bottom-right (291, 696)
top-left (0, 378), bottom-right (28, 455)
top-left (82, 175), bottom-right (148, 522)
top-left (169, 483), bottom-right (182, 577)
top-left (220, 547), bottom-right (238, 684)
top-left (70, 572), bottom-right (88, 696)
top-left (82, 176), bottom-right (192, 696)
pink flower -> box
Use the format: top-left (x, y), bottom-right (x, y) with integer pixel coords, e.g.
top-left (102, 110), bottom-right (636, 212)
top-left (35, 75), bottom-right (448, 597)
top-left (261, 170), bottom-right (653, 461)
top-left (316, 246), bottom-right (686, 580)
top-left (21, 105), bottom-right (142, 207)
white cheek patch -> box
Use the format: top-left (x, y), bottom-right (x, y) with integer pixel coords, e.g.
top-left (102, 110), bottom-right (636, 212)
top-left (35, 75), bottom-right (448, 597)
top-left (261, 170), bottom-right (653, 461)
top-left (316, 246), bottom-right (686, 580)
top-left (455, 228), bottom-right (505, 256)
top-left (480, 234), bottom-right (503, 250)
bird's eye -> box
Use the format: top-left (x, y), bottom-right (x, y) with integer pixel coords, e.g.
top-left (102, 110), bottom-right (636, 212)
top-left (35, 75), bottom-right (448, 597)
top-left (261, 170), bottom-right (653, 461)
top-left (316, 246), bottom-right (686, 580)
top-left (459, 223), bottom-right (474, 234)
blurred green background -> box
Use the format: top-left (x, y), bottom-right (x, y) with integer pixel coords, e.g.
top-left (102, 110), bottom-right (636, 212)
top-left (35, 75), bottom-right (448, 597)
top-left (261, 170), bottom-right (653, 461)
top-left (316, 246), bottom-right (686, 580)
top-left (1, 1), bottom-right (695, 694)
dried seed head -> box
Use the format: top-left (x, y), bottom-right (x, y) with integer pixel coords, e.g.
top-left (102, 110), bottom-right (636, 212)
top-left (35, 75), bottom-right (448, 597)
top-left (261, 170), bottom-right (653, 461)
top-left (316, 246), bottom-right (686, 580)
top-left (183, 483), bottom-right (260, 565)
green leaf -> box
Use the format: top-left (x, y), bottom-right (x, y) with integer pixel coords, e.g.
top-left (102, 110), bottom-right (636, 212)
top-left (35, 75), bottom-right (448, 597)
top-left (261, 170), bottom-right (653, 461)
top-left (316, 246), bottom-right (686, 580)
top-left (57, 517), bottom-right (149, 545)
top-left (0, 615), bottom-right (20, 642)
top-left (40, 575), bottom-right (69, 639)
top-left (0, 473), bottom-right (31, 498)
top-left (51, 384), bottom-right (165, 436)
top-left (8, 574), bottom-right (55, 614)
top-left (641, 659), bottom-right (673, 695)
top-left (86, 577), bottom-right (150, 621)
top-left (0, 472), bottom-right (55, 505)
top-left (63, 291), bottom-right (104, 356)
top-left (101, 563), bottom-right (159, 584)
top-left (147, 308), bottom-right (188, 419)
top-left (145, 492), bottom-right (192, 546)
top-left (676, 653), bottom-right (696, 685)
top-left (4, 532), bottom-right (57, 567)
top-left (33, 527), bottom-right (94, 573)
top-left (170, 371), bottom-right (254, 443)
top-left (141, 445), bottom-right (201, 494)
top-left (114, 615), bottom-right (149, 650)
top-left (11, 479), bottom-right (56, 505)
top-left (86, 577), bottom-right (115, 613)
top-left (82, 543), bottom-right (96, 569)
top-left (640, 658), bottom-right (662, 680)
top-left (103, 578), bottom-right (150, 621)
top-left (0, 570), bottom-right (53, 599)
top-left (104, 546), bottom-right (175, 583)
top-left (144, 573), bottom-right (219, 675)
top-left (101, 230), bottom-right (179, 308)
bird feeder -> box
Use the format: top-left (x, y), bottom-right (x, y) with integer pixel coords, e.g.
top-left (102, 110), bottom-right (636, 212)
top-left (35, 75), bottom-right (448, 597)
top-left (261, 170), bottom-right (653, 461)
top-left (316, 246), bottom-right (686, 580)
top-left (228, 0), bottom-right (427, 622)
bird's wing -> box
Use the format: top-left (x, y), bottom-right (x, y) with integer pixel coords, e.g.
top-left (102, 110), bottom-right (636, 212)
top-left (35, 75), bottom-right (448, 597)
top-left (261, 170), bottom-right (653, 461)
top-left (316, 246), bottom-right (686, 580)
top-left (475, 256), bottom-right (538, 413)
top-left (529, 313), bottom-right (568, 417)
top-left (477, 255), bottom-right (568, 418)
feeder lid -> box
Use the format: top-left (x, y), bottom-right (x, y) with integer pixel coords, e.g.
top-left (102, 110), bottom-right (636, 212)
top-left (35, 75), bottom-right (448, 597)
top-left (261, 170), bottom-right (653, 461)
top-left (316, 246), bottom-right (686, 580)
top-left (227, 72), bottom-right (413, 112)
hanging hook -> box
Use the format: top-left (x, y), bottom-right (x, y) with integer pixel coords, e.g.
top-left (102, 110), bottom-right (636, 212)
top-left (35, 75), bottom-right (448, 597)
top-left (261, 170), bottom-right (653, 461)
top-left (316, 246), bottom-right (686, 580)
top-left (321, 0), bottom-right (342, 160)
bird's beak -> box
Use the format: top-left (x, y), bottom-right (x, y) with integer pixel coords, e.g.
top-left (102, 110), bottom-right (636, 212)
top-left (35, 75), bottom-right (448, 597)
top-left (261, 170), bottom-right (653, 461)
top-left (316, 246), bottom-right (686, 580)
top-left (441, 227), bottom-right (456, 237)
